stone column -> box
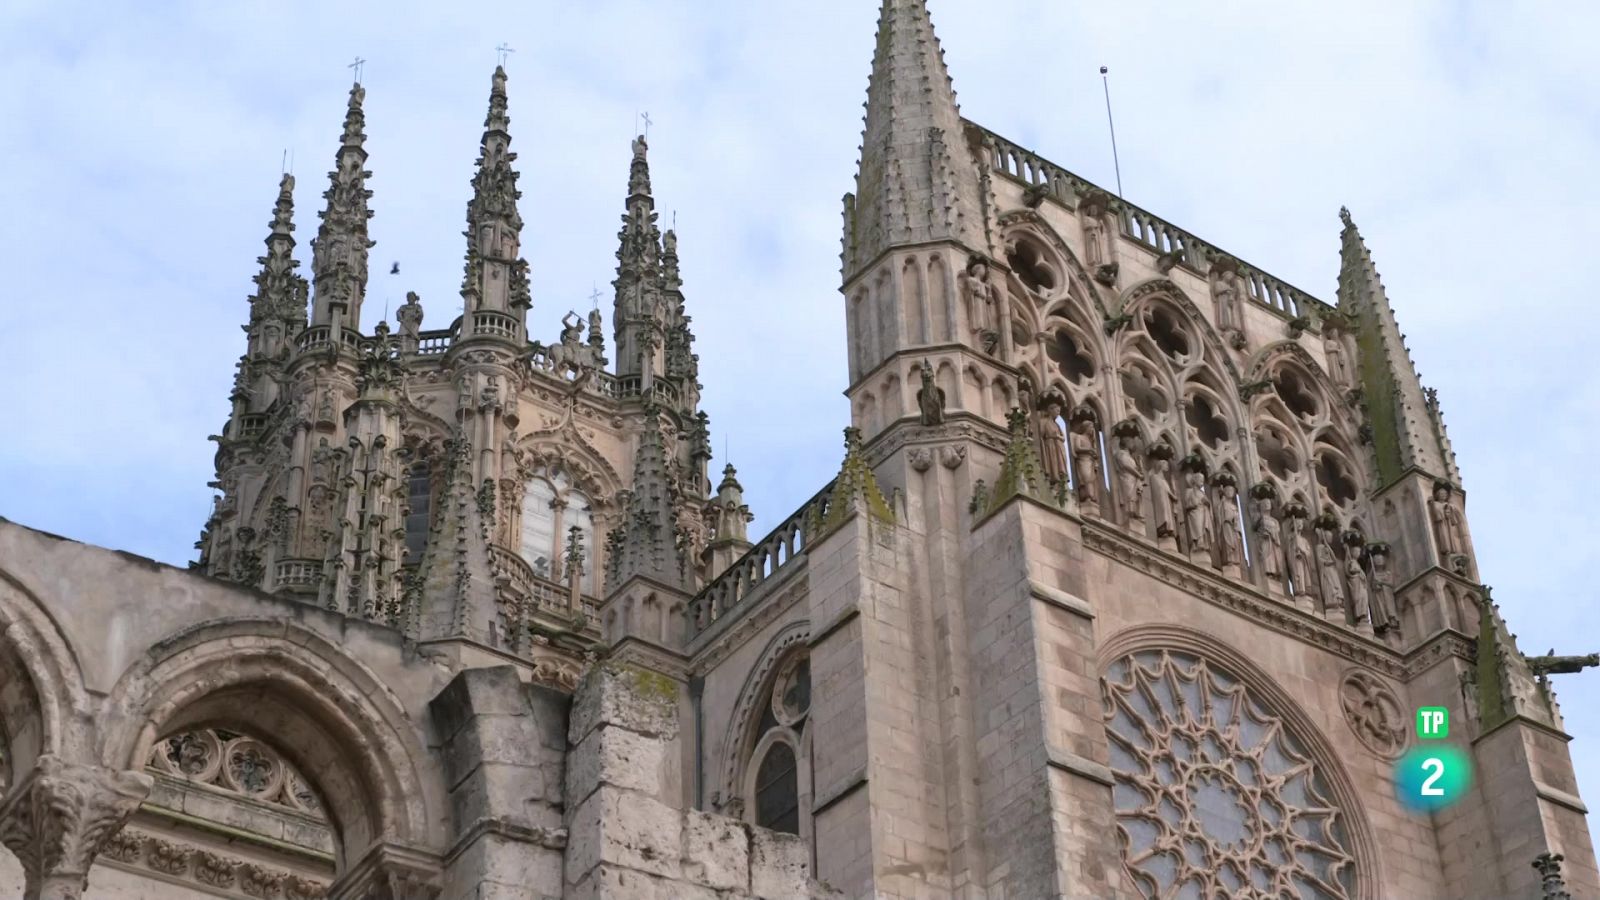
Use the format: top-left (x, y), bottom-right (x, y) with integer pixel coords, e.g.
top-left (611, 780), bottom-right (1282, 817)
top-left (0, 755), bottom-right (152, 900)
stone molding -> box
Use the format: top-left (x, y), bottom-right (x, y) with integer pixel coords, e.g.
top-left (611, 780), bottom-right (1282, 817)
top-left (0, 754), bottom-right (153, 899)
top-left (99, 827), bottom-right (329, 898)
top-left (688, 574), bottom-right (808, 674)
top-left (324, 841), bottom-right (442, 900)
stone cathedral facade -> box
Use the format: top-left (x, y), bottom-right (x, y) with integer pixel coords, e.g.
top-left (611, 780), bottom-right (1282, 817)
top-left (0, 1), bottom-right (1593, 898)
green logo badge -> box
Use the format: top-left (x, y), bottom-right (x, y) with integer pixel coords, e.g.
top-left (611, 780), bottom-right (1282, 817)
top-left (1416, 706), bottom-right (1449, 740)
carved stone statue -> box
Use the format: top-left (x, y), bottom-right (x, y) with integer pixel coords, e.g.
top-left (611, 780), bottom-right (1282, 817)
top-left (1070, 416), bottom-right (1102, 509)
top-left (1345, 551), bottom-right (1372, 624)
top-left (1147, 448), bottom-right (1177, 541)
top-left (1113, 433), bottom-right (1146, 525)
top-left (396, 291), bottom-right (424, 342)
top-left (1315, 527), bottom-right (1345, 618)
top-left (559, 311), bottom-right (584, 347)
top-left (1254, 495), bottom-right (1284, 580)
top-left (1527, 652), bottom-right (1600, 678)
top-left (1215, 476), bottom-right (1243, 570)
top-left (917, 359), bottom-right (945, 425)
top-left (1288, 511), bottom-right (1315, 600)
top-left (1429, 481), bottom-right (1467, 560)
top-left (959, 258), bottom-right (1001, 353)
top-left (310, 437), bottom-right (335, 486)
top-left (1369, 544), bottom-right (1400, 633)
top-left (479, 375), bottom-right (501, 410)
top-left (1183, 469), bottom-right (1213, 555)
top-left (1324, 331), bottom-right (1351, 388)
top-left (1082, 210), bottom-right (1107, 269)
top-left (1037, 398), bottom-right (1068, 487)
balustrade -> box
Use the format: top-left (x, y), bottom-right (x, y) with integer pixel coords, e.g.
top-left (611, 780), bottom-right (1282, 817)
top-left (687, 482), bottom-right (833, 640)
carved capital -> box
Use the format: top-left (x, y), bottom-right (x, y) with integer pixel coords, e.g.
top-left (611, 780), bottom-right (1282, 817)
top-left (0, 755), bottom-right (153, 900)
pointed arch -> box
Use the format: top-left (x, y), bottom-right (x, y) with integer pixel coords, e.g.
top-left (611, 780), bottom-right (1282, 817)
top-left (1116, 278), bottom-right (1244, 386)
top-left (717, 621), bottom-right (810, 816)
top-left (0, 569), bottom-right (91, 789)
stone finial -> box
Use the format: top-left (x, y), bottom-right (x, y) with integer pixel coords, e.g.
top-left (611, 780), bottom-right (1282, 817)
top-left (811, 427), bottom-right (894, 538)
top-left (1533, 852), bottom-right (1571, 900)
top-left (0, 755), bottom-right (154, 900)
top-left (412, 432), bottom-right (500, 643)
top-left (981, 407), bottom-right (1053, 517)
top-left (248, 173), bottom-right (309, 332)
top-left (607, 405), bottom-right (689, 591)
top-left (712, 463), bottom-right (754, 544)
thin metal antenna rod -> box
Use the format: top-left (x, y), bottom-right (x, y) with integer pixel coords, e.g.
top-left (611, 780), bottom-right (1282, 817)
top-left (1100, 65), bottom-right (1123, 198)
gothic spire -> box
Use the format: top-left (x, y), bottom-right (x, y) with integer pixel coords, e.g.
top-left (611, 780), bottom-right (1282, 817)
top-left (248, 174), bottom-right (309, 343)
top-left (843, 0), bottom-right (986, 283)
top-left (606, 405), bottom-right (686, 591)
top-left (309, 83), bottom-right (375, 331)
top-left (1337, 208), bottom-right (1456, 486)
top-left (460, 65), bottom-right (530, 339)
top-left (612, 136), bottom-right (665, 380)
top-left (414, 433), bottom-right (501, 642)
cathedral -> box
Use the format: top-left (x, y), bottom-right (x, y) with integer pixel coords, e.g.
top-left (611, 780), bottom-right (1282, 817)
top-left (0, 1), bottom-right (1593, 898)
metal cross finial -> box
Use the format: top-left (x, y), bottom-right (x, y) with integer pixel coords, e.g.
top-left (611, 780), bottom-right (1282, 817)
top-left (496, 43), bottom-right (515, 67)
top-left (349, 57), bottom-right (366, 83)
top-left (640, 110), bottom-right (654, 141)
top-left (588, 284), bottom-right (603, 310)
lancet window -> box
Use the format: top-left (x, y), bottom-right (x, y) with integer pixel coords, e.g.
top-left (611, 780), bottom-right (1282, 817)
top-left (744, 652), bottom-right (811, 837)
top-left (520, 466), bottom-right (598, 595)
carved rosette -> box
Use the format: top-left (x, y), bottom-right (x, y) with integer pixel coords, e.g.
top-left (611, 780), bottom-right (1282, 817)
top-left (0, 755), bottom-right (153, 898)
top-left (1339, 670), bottom-right (1407, 759)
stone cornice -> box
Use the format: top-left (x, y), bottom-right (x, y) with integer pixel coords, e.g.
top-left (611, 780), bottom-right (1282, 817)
top-left (100, 827), bottom-right (330, 899)
top-left (862, 413), bottom-right (1009, 469)
top-left (1400, 628), bottom-right (1476, 681)
top-left (1082, 522), bottom-right (1407, 678)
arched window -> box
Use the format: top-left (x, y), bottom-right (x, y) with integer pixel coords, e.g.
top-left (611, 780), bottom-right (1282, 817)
top-left (745, 654), bottom-right (810, 836)
top-left (403, 461), bottom-right (431, 563)
top-left (520, 467), bottom-right (598, 595)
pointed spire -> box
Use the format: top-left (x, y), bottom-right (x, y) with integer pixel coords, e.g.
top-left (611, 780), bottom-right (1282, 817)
top-left (983, 407), bottom-right (1054, 515)
top-left (414, 434), bottom-right (500, 641)
top-left (310, 83), bottom-right (375, 330)
top-left (843, 0), bottom-right (986, 282)
top-left (606, 406), bottom-right (687, 591)
top-left (712, 463), bottom-right (752, 544)
top-left (613, 136), bottom-right (665, 379)
top-left (250, 173), bottom-right (309, 333)
top-left (460, 66), bottom-right (530, 337)
top-left (811, 427), bottom-right (895, 538)
top-left (1338, 208), bottom-right (1453, 486)
top-left (1474, 588), bottom-right (1559, 732)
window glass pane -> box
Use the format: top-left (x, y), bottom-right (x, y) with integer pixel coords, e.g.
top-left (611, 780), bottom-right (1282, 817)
top-left (567, 490), bottom-right (596, 595)
top-left (521, 478), bottom-right (558, 578)
top-left (404, 464), bottom-right (431, 561)
top-left (754, 742), bottom-right (799, 835)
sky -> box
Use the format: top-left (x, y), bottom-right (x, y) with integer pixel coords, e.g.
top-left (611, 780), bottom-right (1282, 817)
top-left (2, 0), bottom-right (1598, 829)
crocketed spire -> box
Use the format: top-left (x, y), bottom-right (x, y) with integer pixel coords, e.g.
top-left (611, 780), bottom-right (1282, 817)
top-left (605, 405), bottom-right (687, 590)
top-left (309, 83), bottom-right (375, 330)
top-left (811, 427), bottom-right (895, 538)
top-left (459, 65), bottom-right (531, 337)
top-left (612, 135), bottom-right (665, 380)
top-left (1337, 207), bottom-right (1457, 486)
top-left (248, 173), bottom-right (309, 338)
top-left (843, 0), bottom-right (986, 282)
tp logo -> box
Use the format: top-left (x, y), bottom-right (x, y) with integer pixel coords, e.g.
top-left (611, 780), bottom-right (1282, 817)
top-left (1417, 707), bottom-right (1449, 739)
top-left (1395, 707), bottom-right (1469, 811)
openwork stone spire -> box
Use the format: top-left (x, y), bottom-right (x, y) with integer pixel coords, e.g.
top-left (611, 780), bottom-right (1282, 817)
top-left (1337, 208), bottom-right (1455, 486)
top-left (843, 0), bottom-right (986, 282)
top-left (612, 136), bottom-right (665, 380)
top-left (606, 405), bottom-right (686, 590)
top-left (250, 174), bottom-right (309, 332)
top-left (460, 65), bottom-right (531, 336)
top-left (310, 83), bottom-right (375, 330)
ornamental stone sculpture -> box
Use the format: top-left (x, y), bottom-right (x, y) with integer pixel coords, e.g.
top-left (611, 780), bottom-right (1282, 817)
top-left (1038, 398), bottom-right (1069, 487)
top-left (1430, 480), bottom-right (1468, 565)
top-left (1214, 474), bottom-right (1243, 572)
top-left (1287, 507), bottom-right (1315, 602)
top-left (1070, 412), bottom-right (1102, 511)
top-left (1368, 543), bottom-right (1401, 633)
top-left (1112, 427), bottom-right (1146, 526)
top-left (1147, 444), bottom-right (1178, 545)
top-left (1182, 465), bottom-right (1213, 558)
top-left (917, 359), bottom-right (945, 426)
top-left (1314, 524), bottom-right (1345, 620)
top-left (1252, 489), bottom-right (1285, 582)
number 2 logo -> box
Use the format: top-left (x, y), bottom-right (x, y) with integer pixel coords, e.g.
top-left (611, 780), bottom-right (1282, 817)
top-left (1420, 757), bottom-right (1445, 796)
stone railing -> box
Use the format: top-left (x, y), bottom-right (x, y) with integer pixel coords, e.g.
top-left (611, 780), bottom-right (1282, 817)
top-left (490, 545), bottom-right (596, 624)
top-left (970, 121), bottom-right (1328, 319)
top-left (612, 373), bottom-right (681, 405)
top-left (471, 310), bottom-right (521, 341)
top-left (293, 325), bottom-right (364, 355)
top-left (273, 559), bottom-right (323, 590)
top-left (687, 482), bottom-right (835, 640)
top-left (414, 331), bottom-right (452, 355)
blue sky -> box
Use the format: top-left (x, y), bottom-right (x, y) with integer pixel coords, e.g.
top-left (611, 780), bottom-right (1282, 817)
top-left (2, 0), bottom-right (1598, 822)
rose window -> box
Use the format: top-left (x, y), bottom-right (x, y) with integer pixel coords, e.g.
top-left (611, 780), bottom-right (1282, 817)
top-left (1103, 650), bottom-right (1357, 899)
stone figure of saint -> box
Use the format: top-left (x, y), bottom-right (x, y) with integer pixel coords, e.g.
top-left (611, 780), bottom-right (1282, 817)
top-left (1148, 451), bottom-right (1177, 540)
top-left (311, 437), bottom-right (335, 486)
top-left (1083, 212), bottom-right (1106, 269)
top-left (397, 291), bottom-right (424, 341)
top-left (1369, 547), bottom-right (1400, 632)
top-left (1324, 333), bottom-right (1351, 388)
top-left (1288, 514), bottom-right (1315, 599)
top-left (317, 387), bottom-right (334, 423)
top-left (1071, 418), bottom-right (1102, 508)
top-left (959, 259), bottom-right (1001, 350)
top-left (917, 359), bottom-right (945, 425)
top-left (1215, 479), bottom-right (1242, 569)
top-left (1113, 435), bottom-right (1146, 524)
top-left (1254, 497), bottom-right (1284, 579)
top-left (1038, 399), bottom-right (1068, 487)
top-left (1183, 470), bottom-right (1213, 554)
top-left (559, 311), bottom-right (584, 347)
top-left (1429, 482), bottom-right (1467, 559)
top-left (1213, 274), bottom-right (1240, 333)
top-left (1346, 553), bottom-right (1372, 623)
top-left (480, 376), bottom-right (501, 410)
top-left (1315, 528), bottom-right (1345, 616)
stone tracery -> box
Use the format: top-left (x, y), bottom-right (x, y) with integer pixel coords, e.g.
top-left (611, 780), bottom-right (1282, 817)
top-left (1103, 649), bottom-right (1358, 899)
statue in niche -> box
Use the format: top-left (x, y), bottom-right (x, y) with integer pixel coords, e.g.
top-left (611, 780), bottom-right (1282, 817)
top-left (1324, 330), bottom-right (1352, 388)
top-left (1113, 431), bottom-right (1146, 524)
top-left (1147, 445), bottom-right (1177, 541)
top-left (1429, 481), bottom-right (1467, 560)
top-left (1346, 548), bottom-right (1372, 624)
top-left (1037, 397), bottom-right (1069, 487)
top-left (917, 359), bottom-right (945, 425)
top-left (317, 387), bottom-right (335, 423)
top-left (1253, 493), bottom-right (1284, 580)
top-left (397, 291), bottom-right (424, 341)
top-left (1315, 526), bottom-right (1345, 617)
top-left (1070, 414), bottom-right (1102, 509)
top-left (311, 437), bottom-right (336, 486)
top-left (1214, 474), bottom-right (1242, 569)
top-left (480, 375), bottom-right (501, 411)
top-left (959, 258), bottom-right (1002, 354)
top-left (1183, 467), bottom-right (1213, 555)
top-left (1368, 543), bottom-right (1401, 633)
top-left (1082, 207), bottom-right (1107, 269)
top-left (1287, 510), bottom-right (1315, 600)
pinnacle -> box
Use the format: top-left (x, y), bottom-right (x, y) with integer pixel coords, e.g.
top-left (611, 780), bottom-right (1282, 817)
top-left (269, 173), bottom-right (295, 238)
top-left (485, 65), bottom-right (510, 134)
top-left (341, 82), bottom-right (367, 151)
